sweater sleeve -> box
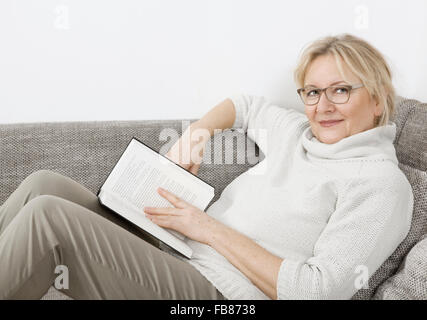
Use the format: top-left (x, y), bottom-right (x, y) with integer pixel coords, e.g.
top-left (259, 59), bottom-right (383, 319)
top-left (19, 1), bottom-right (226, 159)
top-left (276, 173), bottom-right (414, 300)
top-left (228, 93), bottom-right (305, 156)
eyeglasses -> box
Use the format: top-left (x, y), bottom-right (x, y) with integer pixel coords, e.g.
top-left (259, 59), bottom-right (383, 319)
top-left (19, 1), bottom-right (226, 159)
top-left (297, 83), bottom-right (364, 106)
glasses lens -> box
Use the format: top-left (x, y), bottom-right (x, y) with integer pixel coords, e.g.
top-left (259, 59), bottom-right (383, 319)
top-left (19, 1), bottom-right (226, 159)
top-left (302, 88), bottom-right (320, 105)
top-left (326, 86), bottom-right (350, 104)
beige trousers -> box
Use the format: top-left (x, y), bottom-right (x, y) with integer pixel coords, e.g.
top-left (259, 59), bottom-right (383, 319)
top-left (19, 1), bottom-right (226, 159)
top-left (0, 170), bottom-right (224, 300)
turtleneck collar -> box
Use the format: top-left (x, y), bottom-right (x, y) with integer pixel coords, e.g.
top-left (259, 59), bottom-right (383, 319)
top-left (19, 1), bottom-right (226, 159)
top-left (301, 122), bottom-right (398, 164)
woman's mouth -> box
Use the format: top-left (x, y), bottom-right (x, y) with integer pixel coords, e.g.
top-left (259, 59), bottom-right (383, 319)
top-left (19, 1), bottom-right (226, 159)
top-left (319, 120), bottom-right (343, 127)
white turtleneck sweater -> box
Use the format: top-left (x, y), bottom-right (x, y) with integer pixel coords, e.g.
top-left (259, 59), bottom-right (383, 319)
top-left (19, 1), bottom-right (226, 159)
top-left (178, 94), bottom-right (414, 300)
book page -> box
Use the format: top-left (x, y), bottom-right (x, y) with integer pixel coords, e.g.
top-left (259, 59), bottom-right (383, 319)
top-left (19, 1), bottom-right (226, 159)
top-left (112, 158), bottom-right (196, 209)
top-left (102, 139), bottom-right (213, 210)
top-left (100, 138), bottom-right (215, 242)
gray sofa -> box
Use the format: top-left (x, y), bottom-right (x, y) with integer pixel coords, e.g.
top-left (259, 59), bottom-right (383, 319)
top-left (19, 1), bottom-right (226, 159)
top-left (0, 96), bottom-right (425, 300)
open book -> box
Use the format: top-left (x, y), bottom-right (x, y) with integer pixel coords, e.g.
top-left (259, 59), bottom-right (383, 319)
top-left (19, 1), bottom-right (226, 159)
top-left (97, 137), bottom-right (215, 259)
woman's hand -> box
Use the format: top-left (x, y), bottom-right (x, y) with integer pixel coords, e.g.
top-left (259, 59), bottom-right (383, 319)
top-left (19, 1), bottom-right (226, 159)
top-left (143, 187), bottom-right (217, 245)
top-left (165, 121), bottom-right (211, 176)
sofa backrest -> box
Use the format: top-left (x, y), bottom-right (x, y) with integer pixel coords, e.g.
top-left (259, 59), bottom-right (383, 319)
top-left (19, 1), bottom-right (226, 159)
top-left (0, 119), bottom-right (259, 207)
top-left (392, 96), bottom-right (427, 171)
top-left (0, 97), bottom-right (425, 203)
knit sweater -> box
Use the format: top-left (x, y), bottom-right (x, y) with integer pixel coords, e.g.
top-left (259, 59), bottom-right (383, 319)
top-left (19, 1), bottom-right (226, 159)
top-left (178, 94), bottom-right (414, 300)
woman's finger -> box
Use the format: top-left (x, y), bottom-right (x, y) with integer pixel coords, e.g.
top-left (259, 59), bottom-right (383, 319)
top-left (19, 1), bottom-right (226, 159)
top-left (146, 214), bottom-right (176, 229)
top-left (143, 206), bottom-right (181, 216)
top-left (157, 187), bottom-right (188, 208)
top-left (189, 163), bottom-right (201, 175)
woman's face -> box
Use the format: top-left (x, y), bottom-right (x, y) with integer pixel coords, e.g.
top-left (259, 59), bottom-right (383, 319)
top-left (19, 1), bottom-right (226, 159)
top-left (303, 54), bottom-right (383, 144)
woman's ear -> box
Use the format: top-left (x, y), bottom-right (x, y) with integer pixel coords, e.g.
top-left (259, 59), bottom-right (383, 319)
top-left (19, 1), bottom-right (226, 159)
top-left (372, 91), bottom-right (386, 117)
top-left (374, 100), bottom-right (384, 117)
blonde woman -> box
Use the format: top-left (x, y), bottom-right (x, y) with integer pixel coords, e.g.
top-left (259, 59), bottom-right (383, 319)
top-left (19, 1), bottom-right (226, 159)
top-left (0, 34), bottom-right (413, 300)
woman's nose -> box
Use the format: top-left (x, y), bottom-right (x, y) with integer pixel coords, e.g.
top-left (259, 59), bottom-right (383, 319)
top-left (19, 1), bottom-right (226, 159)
top-left (316, 92), bottom-right (335, 113)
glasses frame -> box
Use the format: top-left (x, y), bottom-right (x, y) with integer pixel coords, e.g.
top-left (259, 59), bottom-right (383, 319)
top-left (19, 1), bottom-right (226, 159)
top-left (297, 83), bottom-right (364, 106)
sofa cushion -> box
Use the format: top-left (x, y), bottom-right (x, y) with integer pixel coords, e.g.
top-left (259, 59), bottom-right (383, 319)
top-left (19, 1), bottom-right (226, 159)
top-left (373, 234), bottom-right (427, 299)
top-left (393, 96), bottom-right (427, 171)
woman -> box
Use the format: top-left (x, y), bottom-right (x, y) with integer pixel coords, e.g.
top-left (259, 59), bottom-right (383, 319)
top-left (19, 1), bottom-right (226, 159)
top-left (0, 34), bottom-right (413, 300)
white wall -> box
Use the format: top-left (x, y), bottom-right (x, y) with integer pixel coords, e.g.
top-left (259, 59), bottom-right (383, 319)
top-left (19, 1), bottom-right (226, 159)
top-left (0, 0), bottom-right (426, 124)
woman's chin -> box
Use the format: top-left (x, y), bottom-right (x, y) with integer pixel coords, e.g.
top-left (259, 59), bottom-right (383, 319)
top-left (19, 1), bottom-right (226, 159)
top-left (315, 131), bottom-right (345, 144)
top-left (311, 121), bottom-right (348, 144)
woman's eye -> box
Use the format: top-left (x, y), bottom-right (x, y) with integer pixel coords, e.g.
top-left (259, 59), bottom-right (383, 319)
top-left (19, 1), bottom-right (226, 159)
top-left (334, 87), bottom-right (349, 94)
top-left (307, 89), bottom-right (319, 97)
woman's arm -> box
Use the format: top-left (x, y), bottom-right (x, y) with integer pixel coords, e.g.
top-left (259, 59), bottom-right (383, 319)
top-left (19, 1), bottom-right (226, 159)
top-left (194, 98), bottom-right (236, 136)
top-left (169, 94), bottom-right (298, 173)
top-left (143, 187), bottom-right (283, 300)
top-left (164, 98), bottom-right (236, 175)
top-left (207, 216), bottom-right (283, 299)
top-left (275, 175), bottom-right (413, 299)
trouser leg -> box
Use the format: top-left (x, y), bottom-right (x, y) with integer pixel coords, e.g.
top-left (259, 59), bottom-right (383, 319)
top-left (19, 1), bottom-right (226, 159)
top-left (0, 194), bottom-right (224, 300)
top-left (0, 169), bottom-right (159, 247)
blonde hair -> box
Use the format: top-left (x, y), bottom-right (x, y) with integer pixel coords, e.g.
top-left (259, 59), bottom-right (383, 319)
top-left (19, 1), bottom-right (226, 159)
top-left (294, 34), bottom-right (395, 127)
